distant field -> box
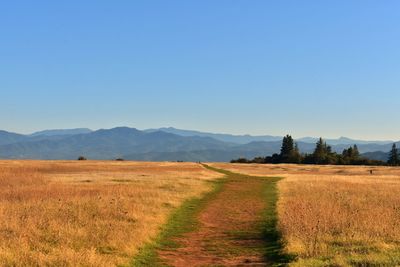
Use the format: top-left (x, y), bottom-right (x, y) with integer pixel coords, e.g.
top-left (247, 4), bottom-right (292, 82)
top-left (0, 160), bottom-right (222, 266)
top-left (210, 163), bottom-right (400, 266)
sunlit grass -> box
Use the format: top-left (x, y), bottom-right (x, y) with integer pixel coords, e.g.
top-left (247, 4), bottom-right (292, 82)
top-left (210, 163), bottom-right (400, 266)
top-left (0, 160), bottom-right (223, 266)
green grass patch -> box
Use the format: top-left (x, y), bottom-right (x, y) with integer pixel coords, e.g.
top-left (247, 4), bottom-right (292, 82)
top-left (203, 165), bottom-right (294, 265)
top-left (129, 164), bottom-right (293, 266)
top-left (204, 165), bottom-right (294, 265)
top-left (128, 172), bottom-right (226, 267)
top-left (261, 176), bottom-right (295, 266)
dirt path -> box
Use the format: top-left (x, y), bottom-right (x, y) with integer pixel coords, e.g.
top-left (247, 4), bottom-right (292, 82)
top-left (156, 165), bottom-right (288, 266)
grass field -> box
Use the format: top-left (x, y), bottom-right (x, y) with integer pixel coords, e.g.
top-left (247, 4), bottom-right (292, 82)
top-left (2, 160), bottom-right (400, 266)
top-left (0, 160), bottom-right (222, 266)
top-left (210, 163), bottom-right (400, 266)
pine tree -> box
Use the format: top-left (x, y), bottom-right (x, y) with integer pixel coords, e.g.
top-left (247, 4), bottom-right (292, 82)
top-left (312, 137), bottom-right (337, 164)
top-left (292, 142), bottom-right (302, 163)
top-left (353, 145), bottom-right (360, 158)
top-left (313, 137), bottom-right (327, 164)
top-left (388, 143), bottom-right (399, 166)
top-left (342, 144), bottom-right (360, 164)
top-left (280, 135), bottom-right (295, 163)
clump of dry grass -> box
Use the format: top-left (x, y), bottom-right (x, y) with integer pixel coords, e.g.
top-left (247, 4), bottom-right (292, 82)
top-left (0, 160), bottom-right (222, 266)
top-left (210, 163), bottom-right (400, 266)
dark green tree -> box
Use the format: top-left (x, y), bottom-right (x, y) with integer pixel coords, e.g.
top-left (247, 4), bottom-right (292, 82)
top-left (280, 134), bottom-right (295, 163)
top-left (231, 136), bottom-right (386, 166)
top-left (388, 143), bottom-right (399, 166)
top-left (313, 138), bottom-right (327, 164)
top-left (292, 142), bottom-right (302, 163)
top-left (353, 145), bottom-right (360, 158)
top-left (312, 138), bottom-right (337, 164)
top-left (342, 144), bottom-right (361, 164)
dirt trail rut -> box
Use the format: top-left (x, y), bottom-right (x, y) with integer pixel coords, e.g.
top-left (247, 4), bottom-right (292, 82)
top-left (158, 166), bottom-right (285, 266)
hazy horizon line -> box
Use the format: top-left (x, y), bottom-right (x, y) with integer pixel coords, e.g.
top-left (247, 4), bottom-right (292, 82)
top-left (2, 126), bottom-right (397, 143)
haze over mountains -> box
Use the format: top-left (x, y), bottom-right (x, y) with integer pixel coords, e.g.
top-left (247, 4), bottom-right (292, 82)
top-left (0, 127), bottom-right (397, 162)
top-left (30, 128), bottom-right (92, 137)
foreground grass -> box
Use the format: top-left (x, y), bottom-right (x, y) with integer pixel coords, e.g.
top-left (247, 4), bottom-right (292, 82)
top-left (129, 174), bottom-right (226, 266)
top-left (211, 163), bottom-right (400, 266)
top-left (280, 177), bottom-right (400, 267)
top-left (0, 160), bottom-right (222, 266)
top-left (131, 165), bottom-right (291, 266)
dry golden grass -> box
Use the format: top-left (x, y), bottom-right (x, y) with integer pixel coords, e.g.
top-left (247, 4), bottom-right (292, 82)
top-left (0, 160), bottom-right (223, 266)
top-left (210, 163), bottom-right (400, 266)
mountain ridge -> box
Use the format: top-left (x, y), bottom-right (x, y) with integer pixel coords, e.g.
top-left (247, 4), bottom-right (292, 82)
top-left (30, 128), bottom-right (92, 137)
top-left (0, 127), bottom-right (397, 161)
top-left (147, 127), bottom-right (395, 145)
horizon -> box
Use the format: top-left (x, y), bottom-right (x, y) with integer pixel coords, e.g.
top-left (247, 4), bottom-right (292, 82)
top-left (2, 125), bottom-right (398, 142)
top-left (2, 1), bottom-right (400, 140)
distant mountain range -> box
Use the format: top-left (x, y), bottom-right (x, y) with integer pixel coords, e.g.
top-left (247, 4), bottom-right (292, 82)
top-left (296, 136), bottom-right (394, 146)
top-left (0, 127), bottom-right (397, 162)
top-left (144, 127), bottom-right (282, 144)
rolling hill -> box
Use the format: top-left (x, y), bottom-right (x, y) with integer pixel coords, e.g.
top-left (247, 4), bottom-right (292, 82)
top-left (0, 127), bottom-right (233, 160)
top-left (0, 127), bottom-right (397, 162)
top-left (0, 130), bottom-right (29, 146)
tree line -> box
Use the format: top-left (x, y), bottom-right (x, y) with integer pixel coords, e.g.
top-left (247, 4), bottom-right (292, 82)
top-left (231, 135), bottom-right (400, 166)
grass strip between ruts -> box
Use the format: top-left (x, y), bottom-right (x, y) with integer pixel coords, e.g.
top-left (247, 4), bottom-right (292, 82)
top-left (128, 168), bottom-right (226, 266)
top-left (128, 164), bottom-right (292, 266)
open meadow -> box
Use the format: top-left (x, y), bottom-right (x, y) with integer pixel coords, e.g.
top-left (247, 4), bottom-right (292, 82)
top-left (0, 160), bottom-right (223, 266)
top-left (2, 160), bottom-right (400, 266)
top-left (210, 163), bottom-right (400, 266)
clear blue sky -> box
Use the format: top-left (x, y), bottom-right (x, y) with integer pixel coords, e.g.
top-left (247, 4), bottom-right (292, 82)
top-left (1, 1), bottom-right (399, 140)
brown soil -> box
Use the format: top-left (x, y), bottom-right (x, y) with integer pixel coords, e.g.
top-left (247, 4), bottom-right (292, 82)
top-left (159, 174), bottom-right (271, 266)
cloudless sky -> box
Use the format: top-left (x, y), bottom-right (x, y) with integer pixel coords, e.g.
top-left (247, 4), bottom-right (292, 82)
top-left (1, 1), bottom-right (400, 140)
